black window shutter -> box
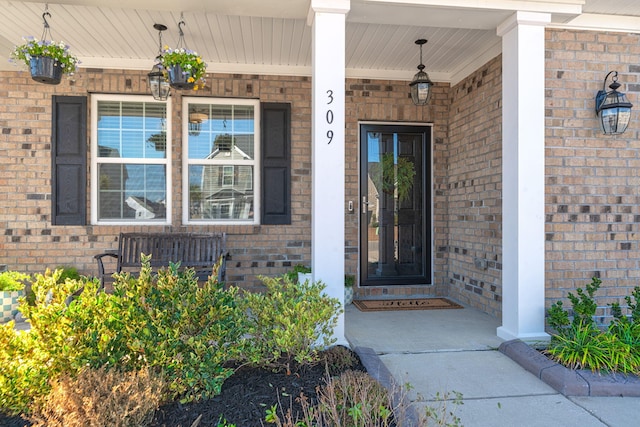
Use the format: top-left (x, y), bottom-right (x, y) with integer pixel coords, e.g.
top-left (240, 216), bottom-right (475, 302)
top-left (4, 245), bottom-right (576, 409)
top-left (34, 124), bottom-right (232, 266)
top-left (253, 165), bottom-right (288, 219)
top-left (51, 95), bottom-right (87, 225)
top-left (261, 102), bottom-right (291, 225)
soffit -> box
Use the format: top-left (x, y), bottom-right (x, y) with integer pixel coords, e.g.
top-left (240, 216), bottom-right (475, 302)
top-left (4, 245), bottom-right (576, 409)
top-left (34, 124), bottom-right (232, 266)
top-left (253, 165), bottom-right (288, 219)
top-left (0, 1), bottom-right (637, 84)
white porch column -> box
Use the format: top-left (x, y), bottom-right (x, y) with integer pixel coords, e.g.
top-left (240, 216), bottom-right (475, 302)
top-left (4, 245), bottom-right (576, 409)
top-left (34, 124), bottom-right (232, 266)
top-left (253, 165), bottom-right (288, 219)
top-left (496, 12), bottom-right (550, 343)
top-left (309, 0), bottom-right (350, 345)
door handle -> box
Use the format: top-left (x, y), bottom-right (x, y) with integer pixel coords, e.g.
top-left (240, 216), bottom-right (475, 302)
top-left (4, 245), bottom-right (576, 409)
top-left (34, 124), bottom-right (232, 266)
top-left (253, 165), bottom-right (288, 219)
top-left (362, 196), bottom-right (369, 213)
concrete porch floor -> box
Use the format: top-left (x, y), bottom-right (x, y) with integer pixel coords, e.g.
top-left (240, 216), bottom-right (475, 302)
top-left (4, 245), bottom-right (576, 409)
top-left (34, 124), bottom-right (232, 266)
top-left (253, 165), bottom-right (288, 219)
top-left (345, 302), bottom-right (640, 427)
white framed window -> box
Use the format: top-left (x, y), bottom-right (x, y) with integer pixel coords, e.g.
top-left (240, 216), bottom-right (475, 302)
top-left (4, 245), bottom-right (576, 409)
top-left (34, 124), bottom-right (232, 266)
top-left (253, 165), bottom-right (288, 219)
top-left (90, 94), bottom-right (171, 225)
top-left (183, 97), bottom-right (260, 224)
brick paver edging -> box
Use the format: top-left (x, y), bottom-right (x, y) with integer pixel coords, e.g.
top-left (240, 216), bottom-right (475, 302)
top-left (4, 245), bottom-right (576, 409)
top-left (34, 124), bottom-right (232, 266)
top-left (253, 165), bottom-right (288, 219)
top-left (499, 339), bottom-right (640, 396)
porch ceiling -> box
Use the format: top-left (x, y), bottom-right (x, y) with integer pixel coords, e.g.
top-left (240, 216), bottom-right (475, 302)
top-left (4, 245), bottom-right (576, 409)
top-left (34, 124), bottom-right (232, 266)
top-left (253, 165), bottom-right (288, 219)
top-left (0, 0), bottom-right (639, 84)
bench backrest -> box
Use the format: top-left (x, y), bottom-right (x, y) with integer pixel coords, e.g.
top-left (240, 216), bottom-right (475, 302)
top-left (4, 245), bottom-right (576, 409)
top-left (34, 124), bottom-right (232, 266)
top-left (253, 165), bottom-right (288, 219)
top-left (117, 232), bottom-right (226, 270)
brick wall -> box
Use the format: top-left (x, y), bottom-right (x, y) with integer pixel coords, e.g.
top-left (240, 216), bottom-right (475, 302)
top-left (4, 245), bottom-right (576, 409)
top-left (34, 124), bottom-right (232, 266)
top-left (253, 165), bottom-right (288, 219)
top-left (5, 27), bottom-right (637, 317)
top-left (545, 29), bottom-right (640, 310)
top-left (445, 56), bottom-right (503, 317)
top-left (0, 69), bottom-right (314, 291)
top-left (0, 67), bottom-right (452, 295)
top-left (344, 78), bottom-right (450, 299)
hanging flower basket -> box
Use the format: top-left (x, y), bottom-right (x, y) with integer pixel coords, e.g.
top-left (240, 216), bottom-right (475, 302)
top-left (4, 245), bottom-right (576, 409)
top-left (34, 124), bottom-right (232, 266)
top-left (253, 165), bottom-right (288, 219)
top-left (29, 55), bottom-right (63, 84)
top-left (157, 19), bottom-right (206, 91)
top-left (10, 37), bottom-right (78, 85)
top-left (167, 64), bottom-right (195, 90)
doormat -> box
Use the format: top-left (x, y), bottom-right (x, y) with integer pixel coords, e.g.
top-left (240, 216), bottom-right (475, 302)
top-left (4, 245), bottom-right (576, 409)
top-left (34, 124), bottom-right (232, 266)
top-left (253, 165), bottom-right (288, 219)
top-left (353, 298), bottom-right (463, 312)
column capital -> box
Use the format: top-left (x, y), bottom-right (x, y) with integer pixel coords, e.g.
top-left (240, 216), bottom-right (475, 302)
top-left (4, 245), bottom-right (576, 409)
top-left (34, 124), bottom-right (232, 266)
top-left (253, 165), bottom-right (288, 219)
top-left (307, 0), bottom-right (350, 25)
top-left (497, 11), bottom-right (551, 36)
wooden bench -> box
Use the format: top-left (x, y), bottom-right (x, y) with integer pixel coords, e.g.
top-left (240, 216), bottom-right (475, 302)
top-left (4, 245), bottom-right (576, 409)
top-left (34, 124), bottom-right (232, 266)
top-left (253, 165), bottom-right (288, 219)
top-left (94, 232), bottom-right (227, 287)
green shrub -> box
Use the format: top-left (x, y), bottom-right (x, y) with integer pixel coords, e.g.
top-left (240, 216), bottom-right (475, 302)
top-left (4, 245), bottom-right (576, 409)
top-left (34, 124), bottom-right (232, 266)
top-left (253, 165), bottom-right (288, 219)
top-left (0, 260), bottom-right (247, 414)
top-left (547, 277), bottom-right (601, 334)
top-left (0, 323), bottom-right (52, 415)
top-left (547, 322), bottom-right (640, 372)
top-left (546, 278), bottom-right (640, 373)
top-left (0, 269), bottom-right (101, 414)
top-left (54, 266), bottom-right (81, 283)
top-left (241, 274), bottom-right (341, 370)
top-left (78, 258), bottom-right (247, 403)
top-left (0, 271), bottom-right (30, 291)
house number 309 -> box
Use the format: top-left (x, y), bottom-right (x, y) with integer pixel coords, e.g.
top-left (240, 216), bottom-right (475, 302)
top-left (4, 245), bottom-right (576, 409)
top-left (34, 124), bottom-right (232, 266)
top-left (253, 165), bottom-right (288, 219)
top-left (326, 89), bottom-right (334, 144)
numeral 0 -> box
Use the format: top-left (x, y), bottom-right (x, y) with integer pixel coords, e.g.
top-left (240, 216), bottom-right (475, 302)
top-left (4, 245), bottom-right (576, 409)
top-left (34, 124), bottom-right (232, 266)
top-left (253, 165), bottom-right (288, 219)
top-left (326, 109), bottom-right (334, 124)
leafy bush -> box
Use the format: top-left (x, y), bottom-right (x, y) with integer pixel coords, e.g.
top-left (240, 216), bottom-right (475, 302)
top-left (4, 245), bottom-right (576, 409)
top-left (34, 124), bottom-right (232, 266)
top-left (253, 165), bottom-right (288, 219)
top-left (546, 278), bottom-right (640, 373)
top-left (241, 275), bottom-right (341, 370)
top-left (29, 366), bottom-right (164, 427)
top-left (54, 266), bottom-right (81, 283)
top-left (0, 260), bottom-right (247, 414)
top-left (0, 322), bottom-right (52, 415)
top-left (0, 271), bottom-right (30, 291)
top-left (75, 259), bottom-right (247, 403)
top-left (0, 269), bottom-right (90, 414)
top-left (547, 277), bottom-right (601, 333)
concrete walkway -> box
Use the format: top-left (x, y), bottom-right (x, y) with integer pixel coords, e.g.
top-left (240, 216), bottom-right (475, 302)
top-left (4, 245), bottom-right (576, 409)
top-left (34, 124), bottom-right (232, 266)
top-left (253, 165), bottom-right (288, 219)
top-left (345, 303), bottom-right (640, 427)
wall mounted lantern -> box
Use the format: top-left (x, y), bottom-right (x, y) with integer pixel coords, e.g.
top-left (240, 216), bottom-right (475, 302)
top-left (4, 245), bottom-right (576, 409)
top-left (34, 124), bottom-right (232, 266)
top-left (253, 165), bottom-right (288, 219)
top-left (148, 23), bottom-right (170, 101)
top-left (595, 71), bottom-right (632, 135)
top-left (409, 39), bottom-right (433, 106)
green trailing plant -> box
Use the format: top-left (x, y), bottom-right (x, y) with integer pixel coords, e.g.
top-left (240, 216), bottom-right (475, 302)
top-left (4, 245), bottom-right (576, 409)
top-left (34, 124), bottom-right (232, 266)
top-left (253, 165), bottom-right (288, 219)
top-left (241, 274), bottom-right (341, 370)
top-left (0, 271), bottom-right (30, 291)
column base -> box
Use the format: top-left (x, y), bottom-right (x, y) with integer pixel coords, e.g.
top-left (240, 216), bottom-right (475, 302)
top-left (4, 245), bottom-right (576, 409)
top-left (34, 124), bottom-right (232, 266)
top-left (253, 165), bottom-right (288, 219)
top-left (497, 326), bottom-right (550, 345)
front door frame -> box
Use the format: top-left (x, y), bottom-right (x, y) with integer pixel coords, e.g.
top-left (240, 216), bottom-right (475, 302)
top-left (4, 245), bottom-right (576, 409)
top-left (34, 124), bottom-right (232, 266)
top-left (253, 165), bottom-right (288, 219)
top-left (358, 121), bottom-right (434, 288)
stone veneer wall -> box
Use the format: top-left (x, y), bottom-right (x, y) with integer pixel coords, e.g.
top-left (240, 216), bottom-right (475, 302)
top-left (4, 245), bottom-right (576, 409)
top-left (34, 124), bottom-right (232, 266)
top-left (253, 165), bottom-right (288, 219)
top-left (545, 29), bottom-right (640, 321)
top-left (445, 56), bottom-right (503, 317)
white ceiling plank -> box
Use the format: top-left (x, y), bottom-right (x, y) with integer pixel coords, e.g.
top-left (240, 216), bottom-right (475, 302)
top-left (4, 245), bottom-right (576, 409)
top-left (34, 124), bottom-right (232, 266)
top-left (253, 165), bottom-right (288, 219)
top-left (0, 1), bottom-right (639, 81)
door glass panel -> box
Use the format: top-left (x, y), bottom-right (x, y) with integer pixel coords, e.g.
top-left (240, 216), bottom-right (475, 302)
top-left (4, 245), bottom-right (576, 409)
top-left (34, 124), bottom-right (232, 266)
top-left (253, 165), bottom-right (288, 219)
top-left (361, 126), bottom-right (429, 285)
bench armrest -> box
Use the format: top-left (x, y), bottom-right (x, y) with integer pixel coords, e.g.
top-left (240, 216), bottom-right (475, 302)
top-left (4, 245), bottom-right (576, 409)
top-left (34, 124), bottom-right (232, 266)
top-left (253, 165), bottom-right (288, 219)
top-left (94, 251), bottom-right (118, 288)
top-left (214, 252), bottom-right (228, 283)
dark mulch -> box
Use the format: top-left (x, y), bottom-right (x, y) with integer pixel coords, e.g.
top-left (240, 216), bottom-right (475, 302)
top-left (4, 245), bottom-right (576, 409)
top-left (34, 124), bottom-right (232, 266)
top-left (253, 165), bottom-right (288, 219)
top-left (0, 347), bottom-right (366, 427)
